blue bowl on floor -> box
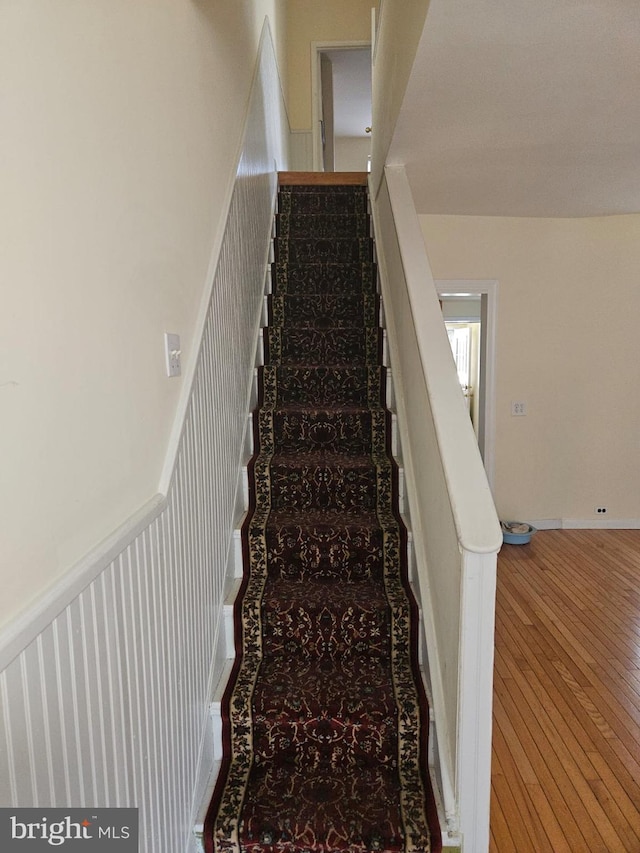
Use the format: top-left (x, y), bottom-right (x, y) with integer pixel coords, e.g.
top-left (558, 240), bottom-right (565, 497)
top-left (501, 521), bottom-right (537, 545)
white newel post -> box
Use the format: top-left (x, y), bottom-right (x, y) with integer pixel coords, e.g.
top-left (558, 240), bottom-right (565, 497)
top-left (457, 549), bottom-right (498, 853)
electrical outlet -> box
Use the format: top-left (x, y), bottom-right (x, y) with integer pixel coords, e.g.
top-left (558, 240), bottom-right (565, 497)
top-left (164, 332), bottom-right (181, 377)
top-left (511, 400), bottom-right (527, 416)
top-left (595, 506), bottom-right (608, 515)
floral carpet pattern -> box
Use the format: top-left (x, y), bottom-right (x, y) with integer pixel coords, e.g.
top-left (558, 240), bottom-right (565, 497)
top-left (205, 180), bottom-right (441, 853)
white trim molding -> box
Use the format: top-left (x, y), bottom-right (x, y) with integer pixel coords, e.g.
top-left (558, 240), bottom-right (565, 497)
top-left (529, 518), bottom-right (640, 530)
top-left (310, 39), bottom-right (371, 172)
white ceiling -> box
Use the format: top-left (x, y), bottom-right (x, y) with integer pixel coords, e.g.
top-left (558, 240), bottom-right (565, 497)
top-left (325, 48), bottom-right (372, 138)
top-left (387, 0), bottom-right (640, 217)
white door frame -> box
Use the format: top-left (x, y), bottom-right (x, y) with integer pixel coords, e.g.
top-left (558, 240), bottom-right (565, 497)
top-left (311, 40), bottom-right (371, 172)
top-left (436, 279), bottom-right (498, 492)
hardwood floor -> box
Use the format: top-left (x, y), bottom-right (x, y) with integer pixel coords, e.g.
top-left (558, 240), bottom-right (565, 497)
top-left (490, 529), bottom-right (640, 852)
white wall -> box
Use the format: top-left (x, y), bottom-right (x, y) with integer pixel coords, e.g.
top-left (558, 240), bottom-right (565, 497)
top-left (335, 136), bottom-right (372, 172)
top-left (0, 0), bottom-right (285, 630)
top-left (421, 213), bottom-right (640, 525)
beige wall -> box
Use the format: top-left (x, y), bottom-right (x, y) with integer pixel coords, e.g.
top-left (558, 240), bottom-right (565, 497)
top-left (420, 214), bottom-right (640, 524)
top-left (370, 0), bottom-right (430, 191)
top-left (286, 0), bottom-right (374, 130)
top-left (0, 0), bottom-right (286, 630)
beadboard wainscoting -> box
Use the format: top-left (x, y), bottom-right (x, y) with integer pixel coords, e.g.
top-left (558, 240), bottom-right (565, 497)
top-left (0, 22), bottom-right (287, 853)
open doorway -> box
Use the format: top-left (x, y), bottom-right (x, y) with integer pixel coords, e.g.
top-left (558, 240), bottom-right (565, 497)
top-left (312, 42), bottom-right (372, 172)
top-left (444, 309), bottom-right (481, 424)
top-left (436, 280), bottom-right (498, 491)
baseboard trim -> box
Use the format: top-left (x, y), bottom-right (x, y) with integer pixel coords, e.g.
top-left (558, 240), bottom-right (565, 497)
top-left (526, 518), bottom-right (640, 531)
top-left (526, 518), bottom-right (562, 530)
top-left (562, 518), bottom-right (640, 530)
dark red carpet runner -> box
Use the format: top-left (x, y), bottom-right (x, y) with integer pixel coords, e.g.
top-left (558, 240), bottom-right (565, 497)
top-left (204, 177), bottom-right (441, 853)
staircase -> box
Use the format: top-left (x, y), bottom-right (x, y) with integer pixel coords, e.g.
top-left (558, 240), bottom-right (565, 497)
top-left (204, 173), bottom-right (441, 853)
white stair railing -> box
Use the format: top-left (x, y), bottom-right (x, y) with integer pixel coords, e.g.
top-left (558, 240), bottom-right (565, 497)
top-left (370, 165), bottom-right (502, 853)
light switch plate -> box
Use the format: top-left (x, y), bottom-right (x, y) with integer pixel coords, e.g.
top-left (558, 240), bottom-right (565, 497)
top-left (165, 333), bottom-right (181, 377)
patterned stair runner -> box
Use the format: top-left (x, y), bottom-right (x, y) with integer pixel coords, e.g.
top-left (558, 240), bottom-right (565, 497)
top-left (205, 178), bottom-right (441, 853)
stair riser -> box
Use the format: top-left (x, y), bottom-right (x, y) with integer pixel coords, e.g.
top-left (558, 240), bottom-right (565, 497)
top-left (274, 237), bottom-right (373, 265)
top-left (269, 462), bottom-right (379, 512)
top-left (276, 213), bottom-right (370, 240)
top-left (272, 262), bottom-right (377, 295)
top-left (261, 604), bottom-right (391, 660)
top-left (260, 410), bottom-right (375, 455)
top-left (264, 524), bottom-right (384, 583)
top-left (268, 293), bottom-right (379, 329)
top-left (260, 365), bottom-right (384, 408)
top-left (278, 190), bottom-right (368, 215)
top-left (265, 328), bottom-right (381, 366)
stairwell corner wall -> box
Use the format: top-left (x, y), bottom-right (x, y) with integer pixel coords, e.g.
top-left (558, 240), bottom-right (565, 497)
top-left (0, 23), bottom-right (288, 853)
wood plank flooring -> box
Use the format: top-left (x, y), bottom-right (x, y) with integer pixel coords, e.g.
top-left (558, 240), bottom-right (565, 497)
top-left (491, 529), bottom-right (640, 852)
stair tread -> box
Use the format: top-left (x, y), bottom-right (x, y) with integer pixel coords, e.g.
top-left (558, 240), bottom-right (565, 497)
top-left (265, 327), bottom-right (381, 368)
top-left (278, 172), bottom-right (368, 185)
top-left (274, 237), bottom-right (373, 266)
top-left (267, 403), bottom-right (382, 413)
top-left (266, 328), bottom-right (376, 337)
top-left (271, 321), bottom-right (377, 332)
top-left (260, 409), bottom-right (382, 455)
top-left (263, 575), bottom-right (387, 603)
top-left (277, 211), bottom-right (368, 217)
top-left (275, 235), bottom-right (371, 243)
top-left (236, 759), bottom-right (419, 853)
top-left (267, 362), bottom-right (379, 370)
top-left (269, 451), bottom-right (378, 465)
top-left (267, 365), bottom-right (377, 372)
top-left (276, 211), bottom-right (370, 224)
top-left (269, 293), bottom-right (376, 301)
top-left (272, 263), bottom-right (377, 295)
top-left (266, 507), bottom-right (381, 524)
